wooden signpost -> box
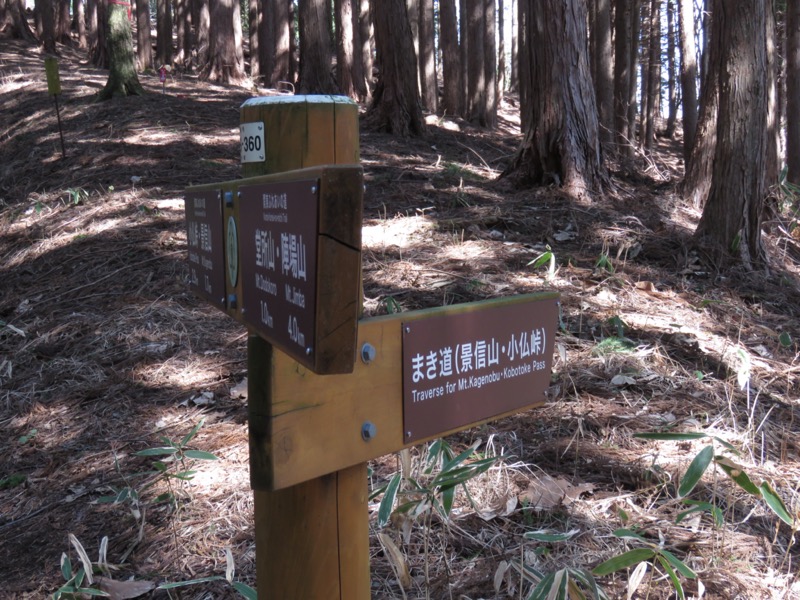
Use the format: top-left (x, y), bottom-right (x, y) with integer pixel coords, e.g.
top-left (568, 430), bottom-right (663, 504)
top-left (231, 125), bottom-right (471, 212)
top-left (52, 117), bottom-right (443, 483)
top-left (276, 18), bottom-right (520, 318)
top-left (184, 95), bottom-right (559, 598)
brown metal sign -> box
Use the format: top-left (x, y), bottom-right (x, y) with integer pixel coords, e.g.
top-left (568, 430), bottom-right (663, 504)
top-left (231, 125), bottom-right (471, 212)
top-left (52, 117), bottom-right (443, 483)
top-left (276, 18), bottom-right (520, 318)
top-left (238, 179), bottom-right (319, 369)
top-left (402, 296), bottom-right (559, 443)
top-left (185, 189), bottom-right (226, 310)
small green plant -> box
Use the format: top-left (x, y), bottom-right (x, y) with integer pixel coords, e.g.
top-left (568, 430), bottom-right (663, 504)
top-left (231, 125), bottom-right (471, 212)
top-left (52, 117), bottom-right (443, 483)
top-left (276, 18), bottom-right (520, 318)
top-left (375, 439), bottom-right (501, 528)
top-left (52, 535), bottom-right (108, 599)
top-left (0, 473), bottom-right (26, 489)
top-left (634, 430), bottom-right (794, 527)
top-left (527, 245), bottom-right (556, 281)
top-left (511, 530), bottom-right (609, 599)
top-left (156, 548), bottom-right (256, 599)
top-left (606, 315), bottom-right (627, 338)
top-left (595, 252), bottom-right (614, 273)
top-left (18, 428), bottom-right (37, 444)
top-left (592, 336), bottom-right (636, 356)
top-left (65, 188), bottom-right (89, 206)
top-left (98, 419), bottom-right (218, 522)
top-left (592, 529), bottom-right (696, 600)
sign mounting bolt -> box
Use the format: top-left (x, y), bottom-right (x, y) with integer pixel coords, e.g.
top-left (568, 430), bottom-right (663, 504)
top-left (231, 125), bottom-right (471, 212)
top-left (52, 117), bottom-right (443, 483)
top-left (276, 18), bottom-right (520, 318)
top-left (361, 422), bottom-right (376, 442)
top-left (360, 343), bottom-right (376, 364)
top-left (311, 185), bottom-right (317, 194)
top-left (404, 326), bottom-right (411, 334)
top-left (305, 347), bottom-right (313, 355)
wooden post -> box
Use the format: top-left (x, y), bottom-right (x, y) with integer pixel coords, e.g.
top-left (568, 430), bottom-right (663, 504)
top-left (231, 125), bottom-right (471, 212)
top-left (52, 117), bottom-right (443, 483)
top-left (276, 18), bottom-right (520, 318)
top-left (242, 96), bottom-right (370, 599)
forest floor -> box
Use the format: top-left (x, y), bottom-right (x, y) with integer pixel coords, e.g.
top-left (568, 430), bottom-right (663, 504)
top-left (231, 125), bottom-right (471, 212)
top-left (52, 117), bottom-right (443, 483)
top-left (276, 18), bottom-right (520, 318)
top-left (2, 39), bottom-right (800, 600)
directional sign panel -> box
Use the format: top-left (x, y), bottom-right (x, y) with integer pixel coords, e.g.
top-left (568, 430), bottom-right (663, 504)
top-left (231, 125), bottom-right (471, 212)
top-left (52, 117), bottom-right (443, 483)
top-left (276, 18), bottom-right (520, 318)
top-left (184, 189), bottom-right (226, 310)
top-left (401, 297), bottom-right (559, 443)
top-left (239, 180), bottom-right (319, 369)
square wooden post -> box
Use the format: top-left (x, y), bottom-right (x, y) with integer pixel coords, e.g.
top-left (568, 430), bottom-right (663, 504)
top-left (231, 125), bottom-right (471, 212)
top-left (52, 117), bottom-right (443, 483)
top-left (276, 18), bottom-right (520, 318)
top-left (241, 96), bottom-right (370, 599)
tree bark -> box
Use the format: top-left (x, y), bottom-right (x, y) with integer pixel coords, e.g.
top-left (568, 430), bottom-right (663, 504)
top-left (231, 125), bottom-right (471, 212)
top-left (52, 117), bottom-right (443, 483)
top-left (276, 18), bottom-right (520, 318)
top-left (200, 0), bottom-right (246, 83)
top-left (483, 0), bottom-right (497, 127)
top-left (466, 0), bottom-right (485, 123)
top-left (643, 0), bottom-right (660, 150)
top-left (357, 0), bottom-right (372, 95)
top-left (593, 0), bottom-right (613, 148)
top-left (626, 0), bottom-right (640, 151)
top-left (36, 0), bottom-right (58, 54)
top-left (418, 0), bottom-right (437, 111)
top-left (76, 0), bottom-right (87, 48)
top-left (518, 0), bottom-right (530, 130)
top-left (1, 0), bottom-right (36, 41)
top-left (248, 0), bottom-right (260, 79)
top-left (366, 0), bottom-right (426, 136)
top-left (135, 0), bottom-right (152, 70)
top-left (156, 0), bottom-right (172, 66)
top-left (98, 2), bottom-right (145, 98)
top-left (498, 0), bottom-right (505, 100)
top-left (678, 0), bottom-right (697, 161)
top-left (459, 0), bottom-right (469, 116)
top-left (440, 0), bottom-right (461, 115)
top-left (176, 0), bottom-right (189, 67)
top-left (614, 0), bottom-right (633, 152)
top-left (335, 0), bottom-right (357, 98)
top-left (665, 0), bottom-right (677, 138)
top-left (57, 0), bottom-right (71, 43)
top-left (350, 0), bottom-right (368, 100)
top-left (195, 0), bottom-right (210, 66)
top-left (297, 0), bottom-right (337, 93)
top-left (504, 0), bottom-right (605, 197)
top-left (788, 0), bottom-right (800, 183)
top-left (510, 0), bottom-right (518, 91)
top-left (695, 0), bottom-right (768, 268)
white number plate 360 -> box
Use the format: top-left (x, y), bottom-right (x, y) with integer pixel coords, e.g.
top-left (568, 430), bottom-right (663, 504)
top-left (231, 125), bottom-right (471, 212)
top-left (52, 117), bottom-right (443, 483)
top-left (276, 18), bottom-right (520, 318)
top-left (240, 121), bottom-right (265, 163)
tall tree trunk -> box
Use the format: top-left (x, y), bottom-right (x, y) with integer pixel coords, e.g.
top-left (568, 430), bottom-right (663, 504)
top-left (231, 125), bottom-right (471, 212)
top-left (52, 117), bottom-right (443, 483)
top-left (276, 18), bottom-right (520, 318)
top-left (678, 0), bottom-right (697, 161)
top-left (510, 0), bottom-right (518, 91)
top-left (440, 0), bottom-right (461, 115)
top-left (176, 0), bottom-right (188, 66)
top-left (614, 0), bottom-right (633, 152)
top-left (459, 0), bottom-right (468, 116)
top-left (248, 0), bottom-right (260, 79)
top-left (200, 0), bottom-right (246, 82)
top-left (87, 0), bottom-right (100, 60)
top-left (498, 0), bottom-right (505, 100)
top-left (76, 0), bottom-right (87, 48)
top-left (765, 0), bottom-right (778, 190)
top-left (518, 0), bottom-right (530, 130)
top-left (99, 1), bottom-right (145, 98)
top-left (504, 0), bottom-right (605, 197)
top-left (418, 0), bottom-right (437, 111)
top-left (643, 0), bottom-right (660, 150)
top-left (36, 0), bottom-right (58, 53)
top-left (269, 0), bottom-right (290, 88)
top-left (335, 0), bottom-right (357, 98)
top-left (695, 0), bottom-right (768, 269)
top-left (57, 0), bottom-right (71, 43)
top-left (156, 0), bottom-right (172, 66)
top-left (466, 0), bottom-right (485, 123)
top-left (638, 0), bottom-right (651, 149)
top-left (594, 0), bottom-right (613, 148)
top-left (483, 0), bottom-right (497, 126)
top-left (665, 0), bottom-right (677, 138)
top-left (367, 0), bottom-right (426, 136)
top-left (297, 0), bottom-right (337, 93)
top-left (357, 0), bottom-right (372, 95)
top-left (289, 0), bottom-right (298, 83)
top-left (626, 0), bottom-right (640, 150)
top-left (683, 0), bottom-right (718, 208)
top-left (2, 0), bottom-right (36, 41)
top-left (135, 0), bottom-right (152, 69)
top-left (788, 0), bottom-right (800, 183)
top-left (350, 0), bottom-right (368, 100)
top-left (196, 0), bottom-right (210, 66)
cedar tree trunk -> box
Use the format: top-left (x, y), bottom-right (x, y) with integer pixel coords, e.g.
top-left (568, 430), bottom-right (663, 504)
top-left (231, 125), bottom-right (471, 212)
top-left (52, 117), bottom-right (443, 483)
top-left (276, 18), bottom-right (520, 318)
top-left (695, 0), bottom-right (769, 269)
top-left (503, 0), bottom-right (605, 197)
top-left (367, 0), bottom-right (425, 136)
top-left (98, 2), bottom-right (145, 98)
top-left (200, 0), bottom-right (246, 83)
top-left (297, 0), bottom-right (337, 93)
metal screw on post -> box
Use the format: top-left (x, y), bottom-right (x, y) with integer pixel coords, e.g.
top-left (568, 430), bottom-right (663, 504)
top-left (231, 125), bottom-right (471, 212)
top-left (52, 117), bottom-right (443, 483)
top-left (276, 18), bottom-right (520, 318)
top-left (361, 422), bottom-right (376, 442)
top-left (360, 343), bottom-right (376, 364)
